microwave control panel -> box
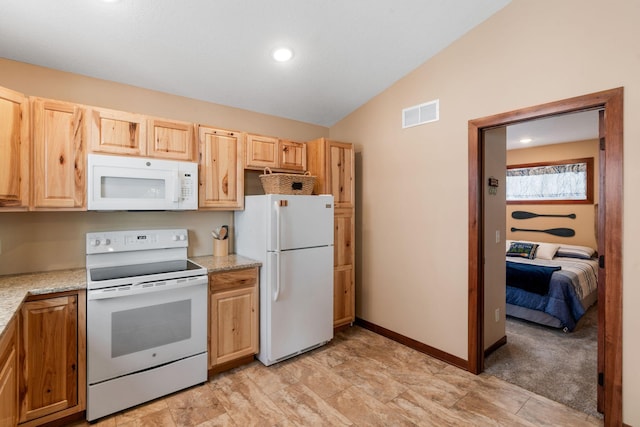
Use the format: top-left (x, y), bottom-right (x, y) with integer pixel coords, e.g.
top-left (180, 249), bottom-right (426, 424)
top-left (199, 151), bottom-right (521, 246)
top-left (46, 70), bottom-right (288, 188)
top-left (181, 172), bottom-right (195, 202)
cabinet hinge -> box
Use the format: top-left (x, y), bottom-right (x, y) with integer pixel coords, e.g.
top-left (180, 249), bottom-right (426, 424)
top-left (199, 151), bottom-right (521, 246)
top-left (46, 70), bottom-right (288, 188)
top-left (599, 254), bottom-right (605, 269)
top-left (600, 137), bottom-right (605, 151)
top-left (598, 372), bottom-right (604, 386)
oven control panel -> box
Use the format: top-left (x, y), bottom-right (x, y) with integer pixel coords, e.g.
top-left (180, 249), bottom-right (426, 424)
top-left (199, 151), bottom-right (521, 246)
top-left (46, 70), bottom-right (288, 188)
top-left (86, 229), bottom-right (189, 254)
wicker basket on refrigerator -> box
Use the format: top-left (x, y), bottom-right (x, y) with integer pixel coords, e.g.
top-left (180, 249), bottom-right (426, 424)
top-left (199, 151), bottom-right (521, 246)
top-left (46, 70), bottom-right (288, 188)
top-left (259, 167), bottom-right (316, 195)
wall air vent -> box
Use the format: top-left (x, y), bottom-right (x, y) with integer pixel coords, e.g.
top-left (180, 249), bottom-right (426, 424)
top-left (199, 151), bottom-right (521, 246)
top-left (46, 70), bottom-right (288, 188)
top-left (402, 99), bottom-right (439, 129)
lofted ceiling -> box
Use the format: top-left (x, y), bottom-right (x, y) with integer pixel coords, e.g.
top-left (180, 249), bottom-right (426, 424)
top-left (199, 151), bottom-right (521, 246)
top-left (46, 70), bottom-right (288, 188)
top-left (0, 0), bottom-right (511, 127)
top-left (506, 110), bottom-right (600, 151)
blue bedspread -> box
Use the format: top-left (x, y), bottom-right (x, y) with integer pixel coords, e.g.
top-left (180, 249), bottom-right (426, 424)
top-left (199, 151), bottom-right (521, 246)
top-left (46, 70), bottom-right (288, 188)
top-left (506, 265), bottom-right (588, 331)
top-left (506, 261), bottom-right (560, 295)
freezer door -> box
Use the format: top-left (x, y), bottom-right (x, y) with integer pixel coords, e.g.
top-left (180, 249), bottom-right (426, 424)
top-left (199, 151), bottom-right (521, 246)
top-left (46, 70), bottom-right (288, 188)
top-left (264, 246), bottom-right (333, 363)
top-left (267, 195), bottom-right (334, 251)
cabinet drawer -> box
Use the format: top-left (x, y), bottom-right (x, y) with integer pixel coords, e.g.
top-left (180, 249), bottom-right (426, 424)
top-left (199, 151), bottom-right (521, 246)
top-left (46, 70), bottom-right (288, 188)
top-left (210, 268), bottom-right (257, 292)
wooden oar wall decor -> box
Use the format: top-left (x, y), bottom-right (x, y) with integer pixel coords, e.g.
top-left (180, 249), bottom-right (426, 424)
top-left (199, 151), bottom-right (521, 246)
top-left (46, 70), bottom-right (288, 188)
top-left (510, 227), bottom-right (575, 237)
top-left (510, 211), bottom-right (576, 237)
top-left (511, 211), bottom-right (576, 220)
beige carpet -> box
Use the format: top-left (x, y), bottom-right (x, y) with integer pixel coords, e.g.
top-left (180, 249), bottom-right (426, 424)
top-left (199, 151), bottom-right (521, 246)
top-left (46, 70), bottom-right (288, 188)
top-left (484, 304), bottom-right (602, 418)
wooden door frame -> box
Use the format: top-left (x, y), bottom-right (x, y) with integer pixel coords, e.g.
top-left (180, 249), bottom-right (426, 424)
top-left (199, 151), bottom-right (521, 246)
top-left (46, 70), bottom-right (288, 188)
top-left (467, 88), bottom-right (623, 425)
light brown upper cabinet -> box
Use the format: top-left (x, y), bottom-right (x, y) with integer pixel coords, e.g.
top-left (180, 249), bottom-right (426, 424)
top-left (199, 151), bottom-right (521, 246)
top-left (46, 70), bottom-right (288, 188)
top-left (279, 139), bottom-right (306, 172)
top-left (306, 138), bottom-right (354, 209)
top-left (89, 107), bottom-right (147, 156)
top-left (147, 117), bottom-right (196, 161)
top-left (245, 134), bottom-right (306, 172)
top-left (89, 108), bottom-right (197, 161)
top-left (198, 126), bottom-right (244, 210)
top-left (0, 86), bottom-right (30, 211)
top-left (31, 98), bottom-right (87, 210)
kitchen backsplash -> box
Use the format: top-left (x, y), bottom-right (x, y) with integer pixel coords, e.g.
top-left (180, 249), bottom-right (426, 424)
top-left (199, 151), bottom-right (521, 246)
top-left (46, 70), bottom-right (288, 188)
top-left (0, 210), bottom-right (232, 276)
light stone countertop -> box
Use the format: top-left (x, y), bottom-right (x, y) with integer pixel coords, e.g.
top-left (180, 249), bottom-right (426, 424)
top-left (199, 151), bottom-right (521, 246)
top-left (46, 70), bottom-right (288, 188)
top-left (190, 254), bottom-right (261, 273)
top-left (0, 254), bottom-right (260, 340)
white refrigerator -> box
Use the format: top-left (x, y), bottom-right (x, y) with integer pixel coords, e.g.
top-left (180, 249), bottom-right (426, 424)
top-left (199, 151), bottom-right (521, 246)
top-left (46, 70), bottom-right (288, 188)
top-left (235, 194), bottom-right (334, 366)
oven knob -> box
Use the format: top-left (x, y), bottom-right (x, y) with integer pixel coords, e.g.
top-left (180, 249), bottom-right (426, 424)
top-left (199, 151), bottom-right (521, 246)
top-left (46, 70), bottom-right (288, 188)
top-left (104, 239), bottom-right (111, 245)
top-left (91, 239), bottom-right (100, 246)
top-left (172, 235), bottom-right (179, 241)
top-left (179, 234), bottom-right (186, 241)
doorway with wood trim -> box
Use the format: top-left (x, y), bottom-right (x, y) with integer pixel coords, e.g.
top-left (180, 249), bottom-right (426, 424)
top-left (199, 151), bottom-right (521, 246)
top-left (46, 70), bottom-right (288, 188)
top-left (467, 88), bottom-right (623, 426)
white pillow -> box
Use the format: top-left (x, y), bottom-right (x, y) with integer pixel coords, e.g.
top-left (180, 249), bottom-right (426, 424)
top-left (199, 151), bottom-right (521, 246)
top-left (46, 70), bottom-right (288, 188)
top-left (535, 242), bottom-right (560, 260)
top-left (556, 244), bottom-right (596, 259)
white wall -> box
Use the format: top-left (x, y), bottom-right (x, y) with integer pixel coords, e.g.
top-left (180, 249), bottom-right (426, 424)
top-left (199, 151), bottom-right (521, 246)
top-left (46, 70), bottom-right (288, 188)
top-left (330, 0), bottom-right (640, 423)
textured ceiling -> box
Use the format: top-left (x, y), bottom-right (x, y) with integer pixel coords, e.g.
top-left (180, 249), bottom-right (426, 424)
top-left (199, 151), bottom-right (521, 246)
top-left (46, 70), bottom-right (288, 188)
top-left (0, 0), bottom-right (511, 126)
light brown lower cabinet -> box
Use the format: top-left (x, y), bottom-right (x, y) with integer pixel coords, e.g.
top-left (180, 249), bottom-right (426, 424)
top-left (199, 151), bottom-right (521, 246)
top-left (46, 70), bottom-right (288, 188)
top-left (333, 208), bottom-right (355, 327)
top-left (17, 291), bottom-right (86, 427)
top-left (0, 317), bottom-right (18, 427)
top-left (208, 268), bottom-right (259, 371)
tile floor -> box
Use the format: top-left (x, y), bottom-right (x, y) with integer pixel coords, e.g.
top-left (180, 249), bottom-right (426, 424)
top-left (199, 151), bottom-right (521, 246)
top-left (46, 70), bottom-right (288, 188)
top-left (73, 326), bottom-right (604, 426)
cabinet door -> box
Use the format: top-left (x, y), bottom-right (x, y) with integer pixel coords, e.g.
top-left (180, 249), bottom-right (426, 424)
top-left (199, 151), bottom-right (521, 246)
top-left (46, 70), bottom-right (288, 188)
top-left (279, 139), bottom-right (306, 172)
top-left (333, 266), bottom-right (355, 327)
top-left (0, 86), bottom-right (29, 210)
top-left (209, 286), bottom-right (258, 367)
top-left (334, 208), bottom-right (355, 327)
top-left (334, 208), bottom-right (354, 268)
top-left (0, 318), bottom-right (17, 427)
top-left (31, 98), bottom-right (87, 209)
top-left (89, 107), bottom-right (146, 156)
top-left (326, 141), bottom-right (354, 209)
top-left (147, 118), bottom-right (195, 161)
top-left (198, 126), bottom-right (244, 210)
top-left (245, 134), bottom-right (278, 169)
top-left (19, 295), bottom-right (78, 423)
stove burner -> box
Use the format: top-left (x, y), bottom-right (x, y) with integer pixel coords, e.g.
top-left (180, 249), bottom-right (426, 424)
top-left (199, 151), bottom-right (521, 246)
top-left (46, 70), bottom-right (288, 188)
top-left (89, 259), bottom-right (203, 282)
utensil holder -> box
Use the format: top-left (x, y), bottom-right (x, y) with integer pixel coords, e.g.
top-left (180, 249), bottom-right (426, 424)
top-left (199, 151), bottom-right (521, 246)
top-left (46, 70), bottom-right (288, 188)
top-left (213, 239), bottom-right (228, 257)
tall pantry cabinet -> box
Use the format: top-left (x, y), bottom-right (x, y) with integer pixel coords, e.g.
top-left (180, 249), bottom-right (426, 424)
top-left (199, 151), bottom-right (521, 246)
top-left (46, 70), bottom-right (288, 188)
top-left (306, 138), bottom-right (355, 328)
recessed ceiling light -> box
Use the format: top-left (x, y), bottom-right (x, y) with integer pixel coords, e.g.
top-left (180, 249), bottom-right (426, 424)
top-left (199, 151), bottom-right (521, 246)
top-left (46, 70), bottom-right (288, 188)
top-left (520, 138), bottom-right (533, 144)
top-left (272, 47), bottom-right (294, 62)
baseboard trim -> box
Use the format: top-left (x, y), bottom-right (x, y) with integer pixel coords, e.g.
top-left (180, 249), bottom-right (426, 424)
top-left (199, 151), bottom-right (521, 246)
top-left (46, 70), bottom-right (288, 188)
top-left (355, 317), bottom-right (468, 370)
top-left (208, 355), bottom-right (255, 376)
top-left (484, 335), bottom-right (507, 358)
top-left (333, 323), bottom-right (352, 334)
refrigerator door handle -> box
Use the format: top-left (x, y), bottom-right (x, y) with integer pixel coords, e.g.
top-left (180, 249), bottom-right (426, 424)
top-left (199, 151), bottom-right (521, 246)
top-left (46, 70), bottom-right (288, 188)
top-left (274, 251), bottom-right (281, 301)
top-left (274, 200), bottom-right (282, 301)
top-left (274, 200), bottom-right (282, 251)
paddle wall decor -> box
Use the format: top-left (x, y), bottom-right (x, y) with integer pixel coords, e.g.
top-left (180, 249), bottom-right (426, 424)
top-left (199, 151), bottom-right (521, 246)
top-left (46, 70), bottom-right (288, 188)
top-left (510, 227), bottom-right (576, 237)
top-left (511, 210), bottom-right (576, 220)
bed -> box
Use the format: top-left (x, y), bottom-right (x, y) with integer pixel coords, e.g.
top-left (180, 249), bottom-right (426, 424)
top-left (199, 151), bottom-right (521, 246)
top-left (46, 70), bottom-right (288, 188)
top-left (505, 241), bottom-right (599, 331)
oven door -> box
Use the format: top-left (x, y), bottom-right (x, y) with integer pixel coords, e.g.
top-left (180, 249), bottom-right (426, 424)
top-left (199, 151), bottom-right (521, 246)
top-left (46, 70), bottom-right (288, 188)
top-left (87, 275), bottom-right (207, 384)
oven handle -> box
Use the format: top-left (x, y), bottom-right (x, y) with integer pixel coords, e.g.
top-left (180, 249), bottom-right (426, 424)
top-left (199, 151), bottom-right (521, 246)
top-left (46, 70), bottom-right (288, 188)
top-left (87, 276), bottom-right (207, 301)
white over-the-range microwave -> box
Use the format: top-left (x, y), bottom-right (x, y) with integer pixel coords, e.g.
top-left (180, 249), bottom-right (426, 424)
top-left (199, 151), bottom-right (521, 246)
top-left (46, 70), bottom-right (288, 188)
top-left (87, 154), bottom-right (198, 211)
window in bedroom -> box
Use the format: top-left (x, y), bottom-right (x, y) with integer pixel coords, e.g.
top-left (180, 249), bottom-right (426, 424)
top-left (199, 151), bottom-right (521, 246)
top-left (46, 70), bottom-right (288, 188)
top-left (506, 157), bottom-right (594, 204)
